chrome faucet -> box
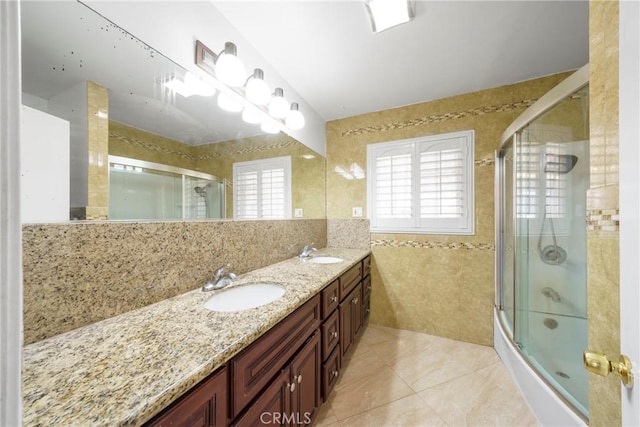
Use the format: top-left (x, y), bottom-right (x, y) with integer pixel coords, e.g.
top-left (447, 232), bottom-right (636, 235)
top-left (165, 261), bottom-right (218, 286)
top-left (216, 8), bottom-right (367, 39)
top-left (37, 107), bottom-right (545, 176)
top-left (298, 244), bottom-right (317, 258)
top-left (202, 266), bottom-right (237, 292)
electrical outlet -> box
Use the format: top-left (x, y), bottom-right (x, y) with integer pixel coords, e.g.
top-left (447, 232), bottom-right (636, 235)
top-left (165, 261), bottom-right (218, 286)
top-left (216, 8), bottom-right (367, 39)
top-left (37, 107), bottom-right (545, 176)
top-left (294, 208), bottom-right (303, 218)
top-left (352, 207), bottom-right (363, 217)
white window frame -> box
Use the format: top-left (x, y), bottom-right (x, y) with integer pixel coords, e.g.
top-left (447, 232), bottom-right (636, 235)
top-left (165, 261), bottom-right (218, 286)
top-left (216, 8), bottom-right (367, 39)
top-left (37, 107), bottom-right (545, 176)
top-left (233, 156), bottom-right (292, 219)
top-left (367, 130), bottom-right (475, 235)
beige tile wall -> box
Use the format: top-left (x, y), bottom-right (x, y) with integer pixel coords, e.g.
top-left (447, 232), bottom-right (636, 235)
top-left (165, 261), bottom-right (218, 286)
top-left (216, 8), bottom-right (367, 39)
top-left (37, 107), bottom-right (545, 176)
top-left (587, 1), bottom-right (621, 425)
top-left (86, 81), bottom-right (109, 220)
top-left (326, 73), bottom-right (572, 346)
top-left (22, 219), bottom-right (327, 344)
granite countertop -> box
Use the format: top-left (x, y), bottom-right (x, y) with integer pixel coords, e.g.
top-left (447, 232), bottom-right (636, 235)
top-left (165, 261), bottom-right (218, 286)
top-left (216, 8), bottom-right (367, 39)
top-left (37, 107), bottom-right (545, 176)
top-left (22, 248), bottom-right (371, 427)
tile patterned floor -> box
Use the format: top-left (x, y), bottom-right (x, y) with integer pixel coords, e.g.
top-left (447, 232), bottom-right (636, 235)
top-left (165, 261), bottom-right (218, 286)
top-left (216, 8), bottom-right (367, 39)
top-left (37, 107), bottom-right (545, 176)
top-left (316, 324), bottom-right (539, 427)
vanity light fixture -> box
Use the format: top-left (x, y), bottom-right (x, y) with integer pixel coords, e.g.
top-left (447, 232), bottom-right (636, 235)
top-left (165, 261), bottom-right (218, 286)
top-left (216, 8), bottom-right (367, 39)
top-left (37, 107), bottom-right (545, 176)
top-left (245, 68), bottom-right (271, 105)
top-left (162, 72), bottom-right (215, 97)
top-left (364, 0), bottom-right (415, 33)
top-left (285, 103), bottom-right (305, 130)
top-left (195, 40), bottom-right (305, 131)
top-left (215, 42), bottom-right (246, 87)
top-left (268, 88), bottom-right (289, 119)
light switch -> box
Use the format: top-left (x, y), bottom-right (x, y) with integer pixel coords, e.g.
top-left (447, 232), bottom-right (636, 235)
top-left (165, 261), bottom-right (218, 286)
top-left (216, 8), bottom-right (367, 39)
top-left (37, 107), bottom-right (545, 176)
top-left (294, 208), bottom-right (303, 218)
top-left (352, 207), bottom-right (363, 217)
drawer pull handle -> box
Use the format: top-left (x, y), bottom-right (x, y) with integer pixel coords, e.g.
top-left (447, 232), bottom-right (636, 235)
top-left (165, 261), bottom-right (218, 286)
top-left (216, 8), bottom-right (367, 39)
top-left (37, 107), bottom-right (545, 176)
top-left (330, 295), bottom-right (337, 303)
top-left (297, 374), bottom-right (303, 384)
top-left (289, 382), bottom-right (296, 392)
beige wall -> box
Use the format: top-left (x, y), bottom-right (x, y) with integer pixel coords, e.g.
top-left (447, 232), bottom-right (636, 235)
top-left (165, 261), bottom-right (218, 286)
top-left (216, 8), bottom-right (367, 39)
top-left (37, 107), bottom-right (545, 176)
top-left (587, 1), bottom-right (621, 425)
top-left (326, 73), bottom-right (571, 346)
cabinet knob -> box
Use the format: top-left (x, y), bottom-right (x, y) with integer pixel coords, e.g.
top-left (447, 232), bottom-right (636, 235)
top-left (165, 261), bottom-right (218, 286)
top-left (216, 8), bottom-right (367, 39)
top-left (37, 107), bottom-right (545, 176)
top-left (330, 295), bottom-right (337, 303)
top-left (331, 331), bottom-right (338, 340)
top-left (332, 370), bottom-right (339, 378)
top-left (289, 382), bottom-right (296, 392)
top-left (352, 297), bottom-right (359, 304)
top-left (367, 285), bottom-right (372, 291)
top-left (297, 374), bottom-right (303, 384)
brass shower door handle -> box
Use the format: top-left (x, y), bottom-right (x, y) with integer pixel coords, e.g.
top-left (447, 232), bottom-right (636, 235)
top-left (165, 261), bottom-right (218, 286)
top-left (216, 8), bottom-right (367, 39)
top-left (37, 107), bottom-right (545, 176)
top-left (583, 350), bottom-right (634, 389)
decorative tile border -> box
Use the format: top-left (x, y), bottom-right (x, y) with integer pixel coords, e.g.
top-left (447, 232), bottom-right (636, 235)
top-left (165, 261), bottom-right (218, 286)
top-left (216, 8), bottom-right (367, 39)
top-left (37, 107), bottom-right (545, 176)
top-left (109, 131), bottom-right (196, 160)
top-left (109, 132), bottom-right (298, 162)
top-left (341, 99), bottom-right (538, 137)
top-left (475, 158), bottom-right (495, 167)
top-left (587, 209), bottom-right (620, 232)
top-left (371, 239), bottom-right (495, 251)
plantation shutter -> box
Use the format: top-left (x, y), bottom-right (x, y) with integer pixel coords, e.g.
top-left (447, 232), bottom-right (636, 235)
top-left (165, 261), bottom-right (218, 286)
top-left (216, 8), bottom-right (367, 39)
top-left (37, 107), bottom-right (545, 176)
top-left (233, 156), bottom-right (291, 219)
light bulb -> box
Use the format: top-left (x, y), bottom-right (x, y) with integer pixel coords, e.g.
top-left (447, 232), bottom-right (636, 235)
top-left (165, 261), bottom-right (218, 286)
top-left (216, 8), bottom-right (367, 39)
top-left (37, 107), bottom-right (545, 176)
top-left (285, 102), bottom-right (305, 130)
top-left (268, 87), bottom-right (289, 119)
top-left (242, 107), bottom-right (262, 124)
top-left (245, 68), bottom-right (270, 105)
top-left (184, 73), bottom-right (215, 97)
top-left (261, 120), bottom-right (280, 134)
top-left (215, 42), bottom-right (246, 87)
top-left (217, 92), bottom-right (242, 112)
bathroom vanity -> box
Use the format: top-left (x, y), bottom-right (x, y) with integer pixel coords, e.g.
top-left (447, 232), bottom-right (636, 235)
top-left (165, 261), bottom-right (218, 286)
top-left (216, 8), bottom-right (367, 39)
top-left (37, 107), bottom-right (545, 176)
top-left (22, 248), bottom-right (371, 426)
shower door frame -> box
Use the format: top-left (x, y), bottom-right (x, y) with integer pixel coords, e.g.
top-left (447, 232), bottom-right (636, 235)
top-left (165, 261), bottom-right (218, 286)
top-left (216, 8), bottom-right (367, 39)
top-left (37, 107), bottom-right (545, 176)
top-left (495, 64), bottom-right (590, 423)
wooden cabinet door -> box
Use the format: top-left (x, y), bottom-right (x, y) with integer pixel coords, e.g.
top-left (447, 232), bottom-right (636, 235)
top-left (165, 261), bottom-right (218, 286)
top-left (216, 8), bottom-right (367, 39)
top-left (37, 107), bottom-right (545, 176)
top-left (290, 331), bottom-right (321, 426)
top-left (352, 283), bottom-right (363, 338)
top-left (234, 369), bottom-right (291, 427)
top-left (339, 297), bottom-right (354, 358)
top-left (148, 367), bottom-right (227, 427)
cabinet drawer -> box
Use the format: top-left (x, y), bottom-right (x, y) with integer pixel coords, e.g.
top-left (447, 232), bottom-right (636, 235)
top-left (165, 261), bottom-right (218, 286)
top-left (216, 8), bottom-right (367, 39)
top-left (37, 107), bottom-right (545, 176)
top-left (321, 310), bottom-right (339, 361)
top-left (339, 263), bottom-right (362, 301)
top-left (362, 255), bottom-right (371, 278)
top-left (321, 279), bottom-right (339, 319)
top-left (362, 275), bottom-right (371, 301)
top-left (322, 346), bottom-right (341, 402)
top-left (230, 294), bottom-right (321, 418)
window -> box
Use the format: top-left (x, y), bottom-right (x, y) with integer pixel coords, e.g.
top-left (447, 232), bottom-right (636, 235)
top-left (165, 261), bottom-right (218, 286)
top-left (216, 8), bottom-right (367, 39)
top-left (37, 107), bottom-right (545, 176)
top-left (233, 156), bottom-right (292, 219)
top-left (367, 130), bottom-right (474, 234)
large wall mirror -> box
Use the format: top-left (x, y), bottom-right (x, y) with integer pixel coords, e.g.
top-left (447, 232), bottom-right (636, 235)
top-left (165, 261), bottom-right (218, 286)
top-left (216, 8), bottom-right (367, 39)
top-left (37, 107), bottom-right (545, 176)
top-left (20, 1), bottom-right (326, 222)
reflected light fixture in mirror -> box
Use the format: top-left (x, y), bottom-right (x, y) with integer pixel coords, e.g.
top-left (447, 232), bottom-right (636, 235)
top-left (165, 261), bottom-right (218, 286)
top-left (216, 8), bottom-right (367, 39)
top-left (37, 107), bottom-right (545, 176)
top-left (195, 40), bottom-right (305, 133)
top-left (162, 72), bottom-right (216, 97)
top-left (364, 0), bottom-right (415, 33)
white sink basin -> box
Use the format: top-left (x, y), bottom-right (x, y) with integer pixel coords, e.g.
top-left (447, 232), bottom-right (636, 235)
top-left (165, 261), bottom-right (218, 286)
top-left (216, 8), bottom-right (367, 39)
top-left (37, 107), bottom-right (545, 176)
top-left (203, 283), bottom-right (285, 312)
top-left (306, 256), bottom-right (344, 264)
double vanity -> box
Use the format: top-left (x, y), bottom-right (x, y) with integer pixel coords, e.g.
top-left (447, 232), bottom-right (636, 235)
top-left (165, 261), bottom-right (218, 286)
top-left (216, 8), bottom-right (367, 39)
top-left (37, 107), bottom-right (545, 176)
top-left (22, 248), bottom-right (371, 426)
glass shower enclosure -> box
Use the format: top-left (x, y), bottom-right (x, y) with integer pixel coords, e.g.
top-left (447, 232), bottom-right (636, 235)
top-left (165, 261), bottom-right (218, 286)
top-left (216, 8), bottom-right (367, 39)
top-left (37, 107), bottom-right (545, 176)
top-left (496, 67), bottom-right (589, 420)
top-left (109, 156), bottom-right (225, 220)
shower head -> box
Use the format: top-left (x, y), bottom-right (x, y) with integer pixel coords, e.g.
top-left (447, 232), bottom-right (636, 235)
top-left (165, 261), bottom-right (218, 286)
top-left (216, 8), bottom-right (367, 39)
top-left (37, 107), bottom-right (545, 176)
top-left (544, 154), bottom-right (578, 174)
top-left (194, 183), bottom-right (211, 197)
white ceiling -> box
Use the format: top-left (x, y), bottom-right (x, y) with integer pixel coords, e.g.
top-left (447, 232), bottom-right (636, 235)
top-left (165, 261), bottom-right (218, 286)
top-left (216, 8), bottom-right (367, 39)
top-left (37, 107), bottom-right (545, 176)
top-left (213, 0), bottom-right (589, 121)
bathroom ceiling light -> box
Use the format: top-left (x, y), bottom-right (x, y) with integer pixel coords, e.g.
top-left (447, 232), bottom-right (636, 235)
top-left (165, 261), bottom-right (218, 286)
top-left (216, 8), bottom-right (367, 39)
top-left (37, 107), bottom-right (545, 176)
top-left (285, 103), bottom-right (305, 130)
top-left (364, 0), bottom-right (415, 33)
top-left (245, 68), bottom-right (271, 105)
top-left (217, 92), bottom-right (243, 112)
top-left (268, 88), bottom-right (289, 119)
top-left (215, 42), bottom-right (246, 87)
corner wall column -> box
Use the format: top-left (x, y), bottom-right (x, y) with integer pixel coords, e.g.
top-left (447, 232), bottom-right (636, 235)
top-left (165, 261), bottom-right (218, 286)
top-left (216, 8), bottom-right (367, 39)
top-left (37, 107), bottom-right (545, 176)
top-left (0, 0), bottom-right (24, 425)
